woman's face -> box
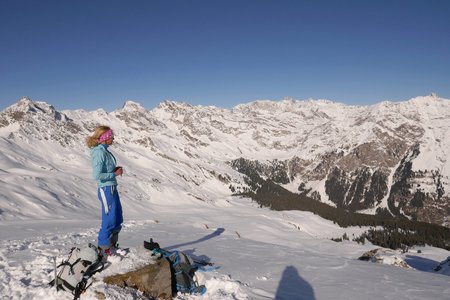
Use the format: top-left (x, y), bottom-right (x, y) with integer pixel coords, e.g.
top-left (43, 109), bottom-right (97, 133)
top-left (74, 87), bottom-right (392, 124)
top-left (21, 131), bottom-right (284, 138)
top-left (106, 135), bottom-right (114, 145)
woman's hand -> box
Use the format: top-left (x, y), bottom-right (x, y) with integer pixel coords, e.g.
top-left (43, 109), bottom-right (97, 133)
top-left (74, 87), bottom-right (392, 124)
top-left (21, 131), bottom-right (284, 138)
top-left (114, 166), bottom-right (123, 176)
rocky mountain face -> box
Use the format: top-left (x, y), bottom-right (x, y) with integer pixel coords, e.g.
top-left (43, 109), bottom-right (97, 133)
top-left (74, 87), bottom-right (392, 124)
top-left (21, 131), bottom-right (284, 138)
top-left (1, 95), bottom-right (449, 227)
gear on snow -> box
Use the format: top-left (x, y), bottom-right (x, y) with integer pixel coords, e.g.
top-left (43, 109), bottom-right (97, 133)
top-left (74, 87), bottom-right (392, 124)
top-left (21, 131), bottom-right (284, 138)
top-left (144, 238), bottom-right (207, 295)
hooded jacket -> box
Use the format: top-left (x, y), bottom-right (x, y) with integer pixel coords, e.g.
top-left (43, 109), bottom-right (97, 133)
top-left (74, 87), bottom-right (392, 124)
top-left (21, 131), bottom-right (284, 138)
top-left (91, 144), bottom-right (118, 187)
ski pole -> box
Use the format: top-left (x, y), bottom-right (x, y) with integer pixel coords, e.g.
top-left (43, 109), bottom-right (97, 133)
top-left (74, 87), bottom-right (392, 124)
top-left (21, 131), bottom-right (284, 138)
top-left (53, 256), bottom-right (57, 292)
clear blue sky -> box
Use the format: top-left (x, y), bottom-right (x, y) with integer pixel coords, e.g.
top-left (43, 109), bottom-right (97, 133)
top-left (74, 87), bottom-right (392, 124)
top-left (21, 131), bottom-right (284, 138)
top-left (1, 0), bottom-right (449, 111)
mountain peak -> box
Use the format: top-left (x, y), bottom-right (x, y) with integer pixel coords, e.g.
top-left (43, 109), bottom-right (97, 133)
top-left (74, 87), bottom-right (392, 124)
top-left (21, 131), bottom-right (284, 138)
top-left (156, 100), bottom-right (193, 111)
top-left (18, 96), bottom-right (33, 103)
top-left (6, 97), bottom-right (35, 112)
top-left (4, 97), bottom-right (69, 122)
top-left (405, 94), bottom-right (444, 107)
top-left (121, 100), bottom-right (146, 112)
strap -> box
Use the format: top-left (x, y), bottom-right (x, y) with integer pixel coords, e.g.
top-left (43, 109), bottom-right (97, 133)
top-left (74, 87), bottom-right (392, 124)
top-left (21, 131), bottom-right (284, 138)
top-left (48, 277), bottom-right (76, 292)
top-left (83, 260), bottom-right (105, 278)
top-left (72, 260), bottom-right (104, 300)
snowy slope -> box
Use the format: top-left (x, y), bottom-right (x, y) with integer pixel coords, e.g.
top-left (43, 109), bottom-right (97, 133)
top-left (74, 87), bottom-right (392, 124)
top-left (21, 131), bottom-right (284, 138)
top-left (0, 96), bottom-right (450, 299)
top-left (1, 200), bottom-right (450, 300)
top-left (2, 95), bottom-right (450, 222)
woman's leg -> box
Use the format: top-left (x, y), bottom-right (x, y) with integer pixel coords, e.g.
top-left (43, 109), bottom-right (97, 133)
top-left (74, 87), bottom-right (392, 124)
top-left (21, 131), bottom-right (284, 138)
top-left (97, 185), bottom-right (123, 249)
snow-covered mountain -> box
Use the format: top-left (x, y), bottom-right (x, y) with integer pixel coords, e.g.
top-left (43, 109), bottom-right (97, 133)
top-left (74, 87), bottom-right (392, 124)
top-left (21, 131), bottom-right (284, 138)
top-left (1, 96), bottom-right (450, 299)
top-left (1, 95), bottom-right (449, 226)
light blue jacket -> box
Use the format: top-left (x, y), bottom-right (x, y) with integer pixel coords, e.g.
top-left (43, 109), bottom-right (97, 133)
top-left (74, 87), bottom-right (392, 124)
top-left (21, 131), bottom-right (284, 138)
top-left (91, 144), bottom-right (118, 187)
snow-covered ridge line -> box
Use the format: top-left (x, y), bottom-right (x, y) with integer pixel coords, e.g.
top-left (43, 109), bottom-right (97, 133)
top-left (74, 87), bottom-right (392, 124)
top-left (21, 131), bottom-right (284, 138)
top-left (1, 95), bottom-right (450, 299)
top-left (1, 94), bottom-right (449, 227)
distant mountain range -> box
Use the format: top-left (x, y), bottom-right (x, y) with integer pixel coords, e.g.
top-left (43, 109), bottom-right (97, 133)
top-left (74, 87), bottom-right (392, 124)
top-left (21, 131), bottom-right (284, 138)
top-left (1, 95), bottom-right (449, 227)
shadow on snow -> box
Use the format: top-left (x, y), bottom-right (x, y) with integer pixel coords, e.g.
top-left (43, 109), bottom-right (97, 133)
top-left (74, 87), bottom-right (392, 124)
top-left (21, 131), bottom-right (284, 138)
top-left (404, 255), bottom-right (440, 272)
top-left (275, 265), bottom-right (316, 300)
top-left (165, 227), bottom-right (225, 266)
top-left (165, 227), bottom-right (225, 251)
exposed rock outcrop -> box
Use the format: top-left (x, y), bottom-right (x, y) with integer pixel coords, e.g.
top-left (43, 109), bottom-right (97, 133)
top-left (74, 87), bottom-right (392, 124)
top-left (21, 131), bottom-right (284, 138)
top-left (103, 258), bottom-right (172, 299)
top-left (358, 248), bottom-right (413, 269)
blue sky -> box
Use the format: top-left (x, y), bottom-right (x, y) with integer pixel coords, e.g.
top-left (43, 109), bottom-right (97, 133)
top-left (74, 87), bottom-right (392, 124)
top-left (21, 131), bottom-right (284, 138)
top-left (1, 0), bottom-right (449, 111)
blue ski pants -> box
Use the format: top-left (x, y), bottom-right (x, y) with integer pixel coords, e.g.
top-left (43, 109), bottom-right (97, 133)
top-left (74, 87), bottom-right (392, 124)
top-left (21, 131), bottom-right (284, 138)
top-left (97, 185), bottom-right (123, 248)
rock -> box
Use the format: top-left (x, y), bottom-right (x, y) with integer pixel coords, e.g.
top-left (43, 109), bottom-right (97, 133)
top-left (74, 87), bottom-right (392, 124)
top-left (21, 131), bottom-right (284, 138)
top-left (93, 290), bottom-right (106, 300)
top-left (103, 258), bottom-right (172, 299)
top-left (434, 256), bottom-right (450, 275)
top-left (358, 248), bottom-right (412, 269)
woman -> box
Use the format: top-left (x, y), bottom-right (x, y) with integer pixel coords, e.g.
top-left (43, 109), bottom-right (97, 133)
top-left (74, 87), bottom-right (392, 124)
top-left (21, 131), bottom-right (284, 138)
top-left (86, 125), bottom-right (124, 256)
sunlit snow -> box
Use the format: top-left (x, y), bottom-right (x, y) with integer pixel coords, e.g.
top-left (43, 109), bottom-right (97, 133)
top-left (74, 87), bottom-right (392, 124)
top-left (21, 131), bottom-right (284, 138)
top-left (1, 96), bottom-right (450, 299)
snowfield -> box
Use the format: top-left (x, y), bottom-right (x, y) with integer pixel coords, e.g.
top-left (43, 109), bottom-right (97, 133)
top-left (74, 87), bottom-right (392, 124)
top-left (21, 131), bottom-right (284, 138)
top-left (1, 96), bottom-right (450, 299)
top-left (1, 198), bottom-right (450, 300)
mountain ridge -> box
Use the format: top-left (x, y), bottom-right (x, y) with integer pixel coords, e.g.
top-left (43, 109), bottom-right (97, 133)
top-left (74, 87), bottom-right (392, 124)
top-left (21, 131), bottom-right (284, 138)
top-left (0, 95), bottom-right (449, 228)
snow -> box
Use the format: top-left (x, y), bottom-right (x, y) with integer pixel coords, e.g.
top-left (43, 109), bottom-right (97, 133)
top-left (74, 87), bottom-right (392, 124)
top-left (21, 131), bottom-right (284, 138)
top-left (1, 96), bottom-right (450, 299)
top-left (2, 203), bottom-right (450, 300)
top-left (1, 186), bottom-right (450, 299)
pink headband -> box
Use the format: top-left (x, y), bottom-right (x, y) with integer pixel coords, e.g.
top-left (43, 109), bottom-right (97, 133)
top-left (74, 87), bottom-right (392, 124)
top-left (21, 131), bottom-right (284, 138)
top-left (98, 129), bottom-right (113, 142)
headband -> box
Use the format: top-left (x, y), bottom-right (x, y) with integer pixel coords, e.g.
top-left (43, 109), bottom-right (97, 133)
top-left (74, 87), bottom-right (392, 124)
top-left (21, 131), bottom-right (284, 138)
top-left (98, 129), bottom-right (113, 142)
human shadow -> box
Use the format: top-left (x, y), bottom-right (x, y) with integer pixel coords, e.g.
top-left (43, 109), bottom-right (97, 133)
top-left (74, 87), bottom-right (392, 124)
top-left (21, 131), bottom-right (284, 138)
top-left (165, 227), bottom-right (225, 250)
top-left (275, 266), bottom-right (316, 300)
top-left (163, 228), bottom-right (225, 267)
top-left (405, 255), bottom-right (440, 272)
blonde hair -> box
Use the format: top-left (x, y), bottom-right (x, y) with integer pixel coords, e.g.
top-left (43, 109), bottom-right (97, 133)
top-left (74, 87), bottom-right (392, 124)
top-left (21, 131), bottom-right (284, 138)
top-left (86, 125), bottom-right (111, 148)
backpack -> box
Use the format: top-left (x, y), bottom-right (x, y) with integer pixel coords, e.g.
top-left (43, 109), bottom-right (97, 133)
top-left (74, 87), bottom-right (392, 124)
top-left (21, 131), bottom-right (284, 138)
top-left (49, 243), bottom-right (104, 299)
top-left (166, 250), bottom-right (206, 294)
top-left (144, 239), bottom-right (206, 295)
